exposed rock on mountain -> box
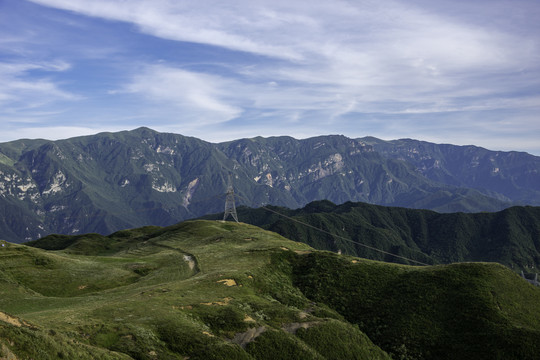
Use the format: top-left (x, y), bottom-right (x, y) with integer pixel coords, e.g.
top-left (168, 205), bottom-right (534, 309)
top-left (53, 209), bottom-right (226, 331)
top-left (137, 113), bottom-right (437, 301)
top-left (1, 127), bottom-right (539, 242)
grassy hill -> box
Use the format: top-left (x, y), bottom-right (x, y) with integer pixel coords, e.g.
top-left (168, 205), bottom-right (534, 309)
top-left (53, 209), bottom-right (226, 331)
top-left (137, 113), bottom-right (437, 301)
top-left (212, 200), bottom-right (540, 271)
top-left (1, 220), bottom-right (539, 359)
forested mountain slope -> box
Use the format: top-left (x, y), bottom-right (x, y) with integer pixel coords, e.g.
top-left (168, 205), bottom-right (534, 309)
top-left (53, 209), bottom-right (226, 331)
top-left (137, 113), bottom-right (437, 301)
top-left (1, 128), bottom-right (539, 242)
top-left (362, 137), bottom-right (540, 205)
top-left (207, 200), bottom-right (540, 271)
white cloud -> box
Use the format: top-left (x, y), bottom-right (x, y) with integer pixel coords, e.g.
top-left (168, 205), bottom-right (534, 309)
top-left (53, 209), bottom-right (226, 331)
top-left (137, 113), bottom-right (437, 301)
top-left (27, 0), bottom-right (531, 68)
top-left (123, 65), bottom-right (244, 124)
top-left (119, 63), bottom-right (367, 122)
top-left (27, 1), bottom-right (538, 98)
top-left (0, 61), bottom-right (78, 111)
top-left (27, 0), bottom-right (306, 60)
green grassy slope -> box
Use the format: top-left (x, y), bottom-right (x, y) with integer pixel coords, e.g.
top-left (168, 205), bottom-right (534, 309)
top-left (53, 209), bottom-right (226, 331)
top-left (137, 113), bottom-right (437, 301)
top-left (292, 252), bottom-right (540, 360)
top-left (2, 221), bottom-right (389, 359)
top-left (1, 220), bottom-right (539, 359)
top-left (216, 200), bottom-right (540, 270)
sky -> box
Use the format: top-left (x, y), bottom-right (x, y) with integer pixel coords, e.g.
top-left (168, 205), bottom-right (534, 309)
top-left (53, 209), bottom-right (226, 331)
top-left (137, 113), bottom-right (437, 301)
top-left (1, 0), bottom-right (539, 154)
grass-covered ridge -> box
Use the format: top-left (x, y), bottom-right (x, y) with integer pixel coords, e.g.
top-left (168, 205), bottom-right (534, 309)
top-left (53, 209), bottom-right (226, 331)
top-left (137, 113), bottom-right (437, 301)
top-left (215, 200), bottom-right (540, 270)
top-left (292, 252), bottom-right (540, 360)
top-left (1, 220), bottom-right (539, 359)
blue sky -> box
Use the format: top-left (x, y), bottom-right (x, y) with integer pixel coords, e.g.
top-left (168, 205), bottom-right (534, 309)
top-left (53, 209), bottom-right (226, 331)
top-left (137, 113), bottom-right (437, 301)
top-left (1, 0), bottom-right (539, 154)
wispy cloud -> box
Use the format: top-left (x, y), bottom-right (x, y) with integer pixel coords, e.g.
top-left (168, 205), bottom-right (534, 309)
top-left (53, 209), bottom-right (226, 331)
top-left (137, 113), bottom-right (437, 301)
top-left (0, 0), bottom-right (538, 154)
top-left (0, 60), bottom-right (78, 111)
top-left (121, 64), bottom-right (244, 125)
top-left (19, 0), bottom-right (540, 97)
top-left (27, 0), bottom-right (308, 60)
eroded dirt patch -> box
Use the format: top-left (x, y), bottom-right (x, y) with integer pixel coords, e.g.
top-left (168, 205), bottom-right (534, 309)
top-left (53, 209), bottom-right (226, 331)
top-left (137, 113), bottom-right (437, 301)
top-left (1, 343), bottom-right (19, 360)
top-left (200, 297), bottom-right (233, 306)
top-left (183, 255), bottom-right (195, 270)
top-left (0, 312), bottom-right (22, 327)
top-left (217, 279), bottom-right (237, 286)
top-left (231, 326), bottom-right (266, 348)
top-left (282, 321), bottom-right (319, 334)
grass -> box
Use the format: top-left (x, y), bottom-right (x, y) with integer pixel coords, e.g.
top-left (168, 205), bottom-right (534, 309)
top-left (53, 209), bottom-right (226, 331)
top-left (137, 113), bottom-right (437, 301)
top-left (1, 220), bottom-right (539, 359)
top-left (0, 153), bottom-right (15, 166)
top-left (1, 220), bottom-right (343, 359)
top-left (292, 252), bottom-right (540, 360)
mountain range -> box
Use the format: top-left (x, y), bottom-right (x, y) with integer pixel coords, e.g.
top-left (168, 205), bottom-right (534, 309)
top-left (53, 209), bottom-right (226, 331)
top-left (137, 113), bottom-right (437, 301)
top-left (1, 220), bottom-right (538, 359)
top-left (1, 127), bottom-right (540, 243)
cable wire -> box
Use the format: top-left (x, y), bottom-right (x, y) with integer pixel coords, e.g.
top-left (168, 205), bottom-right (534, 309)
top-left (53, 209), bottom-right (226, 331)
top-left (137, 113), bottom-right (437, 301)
top-left (233, 193), bottom-right (430, 266)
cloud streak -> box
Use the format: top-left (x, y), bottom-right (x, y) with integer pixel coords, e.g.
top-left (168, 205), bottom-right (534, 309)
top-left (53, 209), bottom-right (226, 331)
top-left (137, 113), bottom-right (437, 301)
top-left (122, 65), bottom-right (244, 124)
top-left (0, 60), bottom-right (78, 111)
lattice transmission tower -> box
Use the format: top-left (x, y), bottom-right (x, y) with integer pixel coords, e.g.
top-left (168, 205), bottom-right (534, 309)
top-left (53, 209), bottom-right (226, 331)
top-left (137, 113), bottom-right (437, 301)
top-left (223, 174), bottom-right (239, 222)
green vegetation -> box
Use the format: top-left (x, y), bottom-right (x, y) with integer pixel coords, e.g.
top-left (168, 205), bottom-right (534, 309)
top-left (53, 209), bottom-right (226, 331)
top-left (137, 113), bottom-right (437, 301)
top-left (363, 136), bottom-right (540, 207)
top-left (1, 220), bottom-right (539, 359)
top-left (0, 323), bottom-right (131, 359)
top-left (214, 200), bottom-right (540, 270)
top-left (296, 320), bottom-right (390, 360)
top-left (0, 153), bottom-right (14, 166)
top-left (3, 128), bottom-right (534, 243)
top-left (292, 252), bottom-right (540, 360)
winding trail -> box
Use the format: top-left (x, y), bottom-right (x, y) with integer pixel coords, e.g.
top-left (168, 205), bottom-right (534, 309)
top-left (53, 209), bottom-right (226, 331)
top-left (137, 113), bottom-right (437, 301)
top-left (150, 242), bottom-right (201, 275)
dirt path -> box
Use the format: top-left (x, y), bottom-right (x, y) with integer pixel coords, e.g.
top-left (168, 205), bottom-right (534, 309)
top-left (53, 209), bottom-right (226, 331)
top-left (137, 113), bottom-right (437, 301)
top-left (151, 243), bottom-right (200, 274)
top-left (231, 327), bottom-right (266, 348)
top-left (1, 343), bottom-right (19, 360)
top-left (183, 255), bottom-right (195, 270)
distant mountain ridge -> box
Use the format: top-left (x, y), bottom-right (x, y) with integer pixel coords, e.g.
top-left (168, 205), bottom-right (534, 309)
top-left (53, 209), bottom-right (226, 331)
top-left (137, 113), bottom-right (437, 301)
top-left (1, 127), bottom-right (539, 242)
top-left (361, 137), bottom-right (540, 205)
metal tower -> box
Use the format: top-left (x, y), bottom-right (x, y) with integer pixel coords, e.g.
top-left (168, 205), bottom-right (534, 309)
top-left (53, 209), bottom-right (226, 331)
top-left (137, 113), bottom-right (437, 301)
top-left (223, 174), bottom-right (239, 222)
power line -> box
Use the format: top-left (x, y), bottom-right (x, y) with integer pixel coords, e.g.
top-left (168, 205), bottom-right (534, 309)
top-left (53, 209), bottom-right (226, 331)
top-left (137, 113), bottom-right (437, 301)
top-left (260, 205), bottom-right (430, 266)
top-left (234, 193), bottom-right (430, 266)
